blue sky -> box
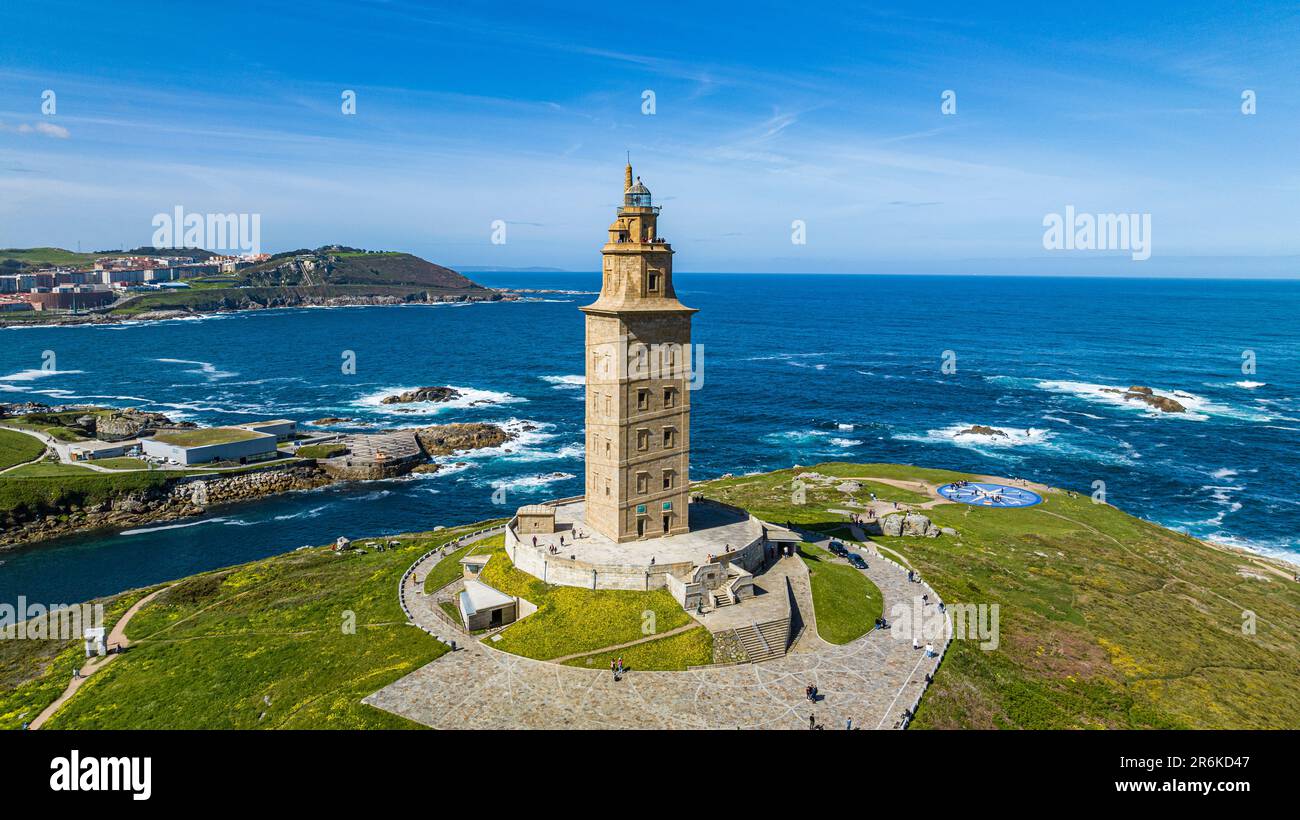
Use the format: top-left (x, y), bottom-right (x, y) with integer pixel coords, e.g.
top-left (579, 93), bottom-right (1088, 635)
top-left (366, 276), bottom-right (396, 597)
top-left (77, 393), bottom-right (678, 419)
top-left (0, 0), bottom-right (1297, 275)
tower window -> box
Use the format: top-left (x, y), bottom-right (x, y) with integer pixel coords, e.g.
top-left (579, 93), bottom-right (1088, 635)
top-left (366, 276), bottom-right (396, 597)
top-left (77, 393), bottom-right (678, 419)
top-left (637, 429), bottom-right (650, 451)
top-left (663, 387), bottom-right (676, 408)
top-left (662, 427), bottom-right (676, 448)
top-left (663, 470), bottom-right (674, 490)
top-left (637, 472), bottom-right (649, 494)
top-left (637, 388), bottom-right (649, 411)
top-left (647, 272), bottom-right (660, 292)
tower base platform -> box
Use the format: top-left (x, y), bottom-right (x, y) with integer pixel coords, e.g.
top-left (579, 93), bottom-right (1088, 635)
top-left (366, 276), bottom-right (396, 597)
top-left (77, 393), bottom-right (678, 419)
top-left (505, 497), bottom-right (780, 611)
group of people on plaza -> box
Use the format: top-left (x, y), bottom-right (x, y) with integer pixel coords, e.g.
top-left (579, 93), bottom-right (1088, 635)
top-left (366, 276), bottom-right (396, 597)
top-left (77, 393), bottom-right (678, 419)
top-left (531, 528), bottom-right (589, 555)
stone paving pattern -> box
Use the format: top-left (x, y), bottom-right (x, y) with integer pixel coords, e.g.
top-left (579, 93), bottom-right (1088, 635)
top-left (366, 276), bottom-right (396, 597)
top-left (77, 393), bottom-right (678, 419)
top-left (366, 523), bottom-right (948, 729)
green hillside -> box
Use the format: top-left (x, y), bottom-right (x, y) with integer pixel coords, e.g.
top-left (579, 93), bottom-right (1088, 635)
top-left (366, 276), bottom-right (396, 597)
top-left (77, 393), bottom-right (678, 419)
top-left (11, 527), bottom-right (481, 729)
top-left (238, 248), bottom-right (485, 290)
top-left (4, 463), bottom-right (1296, 730)
top-left (698, 463), bottom-right (1300, 729)
top-left (0, 248), bottom-right (113, 269)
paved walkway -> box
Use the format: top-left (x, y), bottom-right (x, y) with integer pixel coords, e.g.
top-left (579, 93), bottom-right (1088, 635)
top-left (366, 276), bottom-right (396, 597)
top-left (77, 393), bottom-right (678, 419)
top-left (30, 585), bottom-right (173, 729)
top-left (366, 525), bottom-right (948, 730)
top-left (0, 425), bottom-right (149, 473)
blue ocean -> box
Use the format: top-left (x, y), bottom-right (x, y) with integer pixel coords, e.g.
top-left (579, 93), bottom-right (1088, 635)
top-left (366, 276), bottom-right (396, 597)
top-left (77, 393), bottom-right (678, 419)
top-left (2, 273), bottom-right (1297, 603)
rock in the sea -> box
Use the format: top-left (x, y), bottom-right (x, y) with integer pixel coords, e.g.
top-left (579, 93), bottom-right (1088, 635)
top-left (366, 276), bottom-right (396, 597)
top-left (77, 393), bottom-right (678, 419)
top-left (311, 417), bottom-right (354, 425)
top-left (881, 512), bottom-right (941, 538)
top-left (381, 386), bottom-right (461, 405)
top-left (1140, 394), bottom-right (1186, 413)
top-left (1100, 385), bottom-right (1186, 413)
top-left (413, 422), bottom-right (511, 455)
top-left (957, 425), bottom-right (1008, 438)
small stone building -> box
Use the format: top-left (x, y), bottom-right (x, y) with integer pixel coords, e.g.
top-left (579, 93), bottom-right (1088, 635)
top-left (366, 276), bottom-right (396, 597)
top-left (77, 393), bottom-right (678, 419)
top-left (460, 553), bottom-right (490, 579)
top-left (458, 580), bottom-right (517, 631)
top-left (764, 525), bottom-right (801, 558)
top-left (515, 504), bottom-right (556, 535)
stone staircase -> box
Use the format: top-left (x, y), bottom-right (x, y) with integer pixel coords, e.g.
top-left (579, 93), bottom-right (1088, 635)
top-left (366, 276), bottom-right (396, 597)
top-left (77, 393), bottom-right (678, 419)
top-left (712, 588), bottom-right (735, 608)
top-left (734, 617), bottom-right (790, 663)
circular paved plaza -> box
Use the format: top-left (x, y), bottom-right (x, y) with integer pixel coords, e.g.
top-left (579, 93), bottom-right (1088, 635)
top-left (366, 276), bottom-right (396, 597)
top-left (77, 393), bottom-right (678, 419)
top-left (938, 481), bottom-right (1042, 508)
top-left (364, 527), bottom-right (948, 730)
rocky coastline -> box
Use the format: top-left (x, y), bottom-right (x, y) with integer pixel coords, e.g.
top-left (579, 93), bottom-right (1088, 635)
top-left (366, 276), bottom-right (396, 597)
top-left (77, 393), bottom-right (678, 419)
top-left (0, 421), bottom-right (515, 550)
top-left (0, 289), bottom-right (517, 328)
top-left (0, 464), bottom-right (333, 550)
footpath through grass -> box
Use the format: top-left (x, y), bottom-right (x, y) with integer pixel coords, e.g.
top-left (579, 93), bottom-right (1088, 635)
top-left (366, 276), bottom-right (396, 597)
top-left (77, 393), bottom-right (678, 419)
top-left (39, 528), bottom-right (478, 729)
top-left (0, 591), bottom-right (150, 729)
top-left (698, 462), bottom-right (1300, 729)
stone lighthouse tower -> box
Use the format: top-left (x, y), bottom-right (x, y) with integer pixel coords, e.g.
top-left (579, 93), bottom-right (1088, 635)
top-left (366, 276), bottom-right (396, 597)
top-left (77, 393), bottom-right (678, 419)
top-left (581, 162), bottom-right (696, 543)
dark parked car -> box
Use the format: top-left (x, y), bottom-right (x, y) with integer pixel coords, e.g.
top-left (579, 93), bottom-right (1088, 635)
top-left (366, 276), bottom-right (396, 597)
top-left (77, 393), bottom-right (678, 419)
top-left (846, 553), bottom-right (868, 570)
top-left (829, 541), bottom-right (849, 557)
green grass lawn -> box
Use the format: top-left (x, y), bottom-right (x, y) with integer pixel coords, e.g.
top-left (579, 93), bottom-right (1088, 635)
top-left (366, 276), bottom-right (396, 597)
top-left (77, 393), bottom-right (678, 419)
top-left (698, 463), bottom-right (1300, 729)
top-left (475, 541), bottom-right (698, 663)
top-left (91, 457), bottom-right (150, 470)
top-left (295, 443), bottom-right (346, 459)
top-left (798, 541), bottom-right (883, 644)
top-left (438, 600), bottom-right (463, 625)
top-left (40, 528), bottom-right (479, 729)
top-left (3, 461), bottom-right (100, 477)
top-left (149, 427), bottom-right (264, 446)
top-left (0, 428), bottom-right (46, 471)
top-left (561, 626), bottom-right (714, 671)
top-left (700, 463), bottom-right (956, 529)
top-left (0, 247), bottom-right (114, 267)
top-left (422, 535), bottom-right (496, 594)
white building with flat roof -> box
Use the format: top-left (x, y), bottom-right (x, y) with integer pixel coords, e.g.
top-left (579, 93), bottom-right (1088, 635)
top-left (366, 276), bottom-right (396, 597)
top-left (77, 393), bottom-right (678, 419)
top-left (140, 428), bottom-right (278, 466)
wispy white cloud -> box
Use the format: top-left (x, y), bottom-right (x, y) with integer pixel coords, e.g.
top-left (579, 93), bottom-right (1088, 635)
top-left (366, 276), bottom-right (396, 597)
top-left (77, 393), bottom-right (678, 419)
top-left (0, 121), bottom-right (70, 138)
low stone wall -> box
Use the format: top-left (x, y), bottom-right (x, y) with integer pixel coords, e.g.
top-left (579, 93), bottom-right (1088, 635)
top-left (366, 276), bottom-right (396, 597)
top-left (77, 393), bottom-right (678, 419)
top-left (506, 532), bottom-right (693, 592)
top-left (317, 457), bottom-right (421, 481)
top-left (503, 507), bottom-right (766, 609)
